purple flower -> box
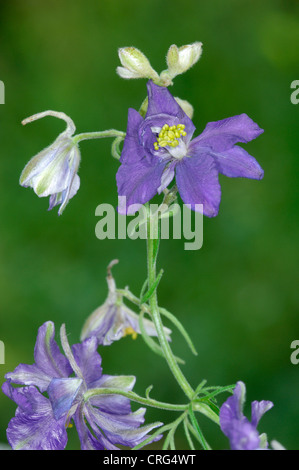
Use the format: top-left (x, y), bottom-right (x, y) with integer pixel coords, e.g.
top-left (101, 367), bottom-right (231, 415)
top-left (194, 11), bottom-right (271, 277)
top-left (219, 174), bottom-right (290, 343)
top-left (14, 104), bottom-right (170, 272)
top-left (2, 322), bottom-right (162, 450)
top-left (117, 81), bottom-right (264, 217)
top-left (219, 381), bottom-right (274, 450)
top-left (81, 260), bottom-right (171, 345)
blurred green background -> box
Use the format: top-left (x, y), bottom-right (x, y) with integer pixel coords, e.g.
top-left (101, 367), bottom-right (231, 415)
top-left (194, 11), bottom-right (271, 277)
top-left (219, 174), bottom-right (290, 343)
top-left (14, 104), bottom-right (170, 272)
top-left (0, 0), bottom-right (299, 450)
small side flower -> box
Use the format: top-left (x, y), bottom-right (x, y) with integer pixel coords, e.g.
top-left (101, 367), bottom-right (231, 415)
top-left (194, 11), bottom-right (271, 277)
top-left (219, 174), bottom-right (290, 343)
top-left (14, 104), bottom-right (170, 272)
top-left (219, 381), bottom-right (274, 450)
top-left (20, 110), bottom-right (81, 215)
top-left (81, 260), bottom-right (171, 345)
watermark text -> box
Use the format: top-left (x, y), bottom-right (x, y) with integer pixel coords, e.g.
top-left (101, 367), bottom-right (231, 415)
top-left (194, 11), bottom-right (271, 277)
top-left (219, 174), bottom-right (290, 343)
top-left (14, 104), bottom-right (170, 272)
top-left (290, 80), bottom-right (299, 105)
top-left (0, 341), bottom-right (4, 364)
top-left (0, 81), bottom-right (4, 104)
top-left (95, 198), bottom-right (203, 250)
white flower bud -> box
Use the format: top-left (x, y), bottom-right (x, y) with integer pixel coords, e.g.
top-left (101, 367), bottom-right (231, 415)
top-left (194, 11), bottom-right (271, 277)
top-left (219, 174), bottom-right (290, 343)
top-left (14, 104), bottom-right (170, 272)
top-left (166, 42), bottom-right (203, 79)
top-left (117, 47), bottom-right (159, 81)
top-left (174, 97), bottom-right (194, 119)
top-left (20, 111), bottom-right (81, 215)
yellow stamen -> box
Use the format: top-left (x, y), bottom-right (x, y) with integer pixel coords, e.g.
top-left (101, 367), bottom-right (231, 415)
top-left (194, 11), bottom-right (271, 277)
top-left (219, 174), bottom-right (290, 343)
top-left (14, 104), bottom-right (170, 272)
top-left (153, 123), bottom-right (187, 151)
top-left (124, 326), bottom-right (138, 340)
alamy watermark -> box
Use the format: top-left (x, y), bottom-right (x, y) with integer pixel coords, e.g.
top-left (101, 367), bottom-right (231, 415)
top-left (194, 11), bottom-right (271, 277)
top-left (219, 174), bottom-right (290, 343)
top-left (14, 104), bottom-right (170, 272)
top-left (290, 80), bottom-right (299, 105)
top-left (290, 340), bottom-right (299, 364)
top-left (0, 80), bottom-right (4, 104)
top-left (0, 340), bottom-right (4, 364)
top-left (95, 197), bottom-right (203, 250)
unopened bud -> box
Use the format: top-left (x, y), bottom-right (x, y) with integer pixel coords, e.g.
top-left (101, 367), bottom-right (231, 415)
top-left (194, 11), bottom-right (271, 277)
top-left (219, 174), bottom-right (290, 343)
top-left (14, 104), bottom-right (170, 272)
top-left (166, 42), bottom-right (203, 79)
top-left (117, 47), bottom-right (159, 81)
top-left (174, 97), bottom-right (194, 119)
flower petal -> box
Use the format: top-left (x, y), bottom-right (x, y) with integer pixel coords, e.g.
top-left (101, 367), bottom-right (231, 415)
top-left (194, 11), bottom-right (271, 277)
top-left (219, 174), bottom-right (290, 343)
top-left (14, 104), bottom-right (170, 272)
top-left (48, 377), bottom-right (83, 420)
top-left (120, 108), bottom-right (144, 164)
top-left (5, 322), bottom-right (72, 392)
top-left (34, 322), bottom-right (72, 386)
top-left (190, 114), bottom-right (264, 152)
top-left (5, 363), bottom-right (54, 393)
top-left (2, 380), bottom-right (34, 413)
top-left (73, 404), bottom-right (106, 450)
top-left (146, 81), bottom-right (195, 138)
top-left (225, 418), bottom-right (261, 450)
top-left (48, 174), bottom-right (80, 211)
top-left (211, 145), bottom-right (264, 179)
top-left (251, 400), bottom-right (274, 428)
top-left (72, 337), bottom-right (102, 386)
top-left (19, 137), bottom-right (68, 188)
top-left (220, 382), bottom-right (246, 436)
top-left (157, 161), bottom-right (176, 193)
top-left (87, 405), bottom-right (162, 448)
top-left (26, 139), bottom-right (79, 198)
top-left (175, 154), bottom-right (221, 217)
top-left (116, 158), bottom-right (167, 215)
top-left (89, 374), bottom-right (136, 415)
top-left (80, 303), bottom-right (117, 345)
top-left (5, 385), bottom-right (68, 450)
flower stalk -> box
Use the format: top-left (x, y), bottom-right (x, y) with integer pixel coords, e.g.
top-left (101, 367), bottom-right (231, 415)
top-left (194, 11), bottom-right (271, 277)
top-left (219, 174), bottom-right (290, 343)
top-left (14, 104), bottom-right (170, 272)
top-left (73, 129), bottom-right (125, 144)
top-left (146, 212), bottom-right (195, 400)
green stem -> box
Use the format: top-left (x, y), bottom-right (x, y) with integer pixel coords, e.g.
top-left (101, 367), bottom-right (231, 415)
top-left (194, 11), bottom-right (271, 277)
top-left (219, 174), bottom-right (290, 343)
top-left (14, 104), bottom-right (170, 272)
top-left (146, 214), bottom-right (195, 400)
top-left (73, 129), bottom-right (125, 144)
top-left (83, 387), bottom-right (188, 412)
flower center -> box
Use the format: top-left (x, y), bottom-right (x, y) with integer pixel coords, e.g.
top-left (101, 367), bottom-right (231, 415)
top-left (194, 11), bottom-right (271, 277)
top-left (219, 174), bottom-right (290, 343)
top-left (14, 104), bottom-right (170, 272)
top-left (153, 124), bottom-right (186, 151)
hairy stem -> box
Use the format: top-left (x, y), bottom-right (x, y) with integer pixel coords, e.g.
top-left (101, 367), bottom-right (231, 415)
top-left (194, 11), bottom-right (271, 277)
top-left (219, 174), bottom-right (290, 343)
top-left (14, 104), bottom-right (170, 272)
top-left (73, 129), bottom-right (125, 144)
top-left (146, 214), bottom-right (195, 400)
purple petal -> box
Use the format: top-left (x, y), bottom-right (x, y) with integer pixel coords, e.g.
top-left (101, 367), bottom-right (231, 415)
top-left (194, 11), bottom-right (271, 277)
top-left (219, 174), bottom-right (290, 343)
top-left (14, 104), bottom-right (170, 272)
top-left (87, 405), bottom-right (161, 448)
top-left (251, 400), bottom-right (274, 428)
top-left (5, 363), bottom-right (56, 393)
top-left (220, 382), bottom-right (246, 434)
top-left (226, 418), bottom-right (261, 450)
top-left (2, 381), bottom-right (34, 414)
top-left (73, 405), bottom-right (106, 450)
top-left (211, 145), bottom-right (264, 179)
top-left (190, 114), bottom-right (264, 153)
top-left (5, 322), bottom-right (72, 392)
top-left (116, 158), bottom-right (167, 215)
top-left (5, 386), bottom-right (68, 450)
top-left (72, 336), bottom-right (102, 386)
top-left (120, 108), bottom-right (144, 164)
top-left (146, 81), bottom-right (195, 138)
top-left (175, 154), bottom-right (221, 217)
top-left (81, 303), bottom-right (118, 345)
top-left (89, 374), bottom-right (136, 415)
top-left (219, 381), bottom-right (272, 450)
top-left (48, 377), bottom-right (83, 420)
top-left (34, 322), bottom-right (72, 385)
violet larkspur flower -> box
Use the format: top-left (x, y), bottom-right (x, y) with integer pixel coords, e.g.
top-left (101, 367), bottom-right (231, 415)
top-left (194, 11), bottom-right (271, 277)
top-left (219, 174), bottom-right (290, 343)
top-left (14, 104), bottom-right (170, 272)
top-left (81, 260), bottom-right (171, 345)
top-left (219, 381), bottom-right (274, 450)
top-left (20, 110), bottom-right (81, 215)
top-left (2, 321), bottom-right (162, 450)
top-left (116, 80), bottom-right (264, 217)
